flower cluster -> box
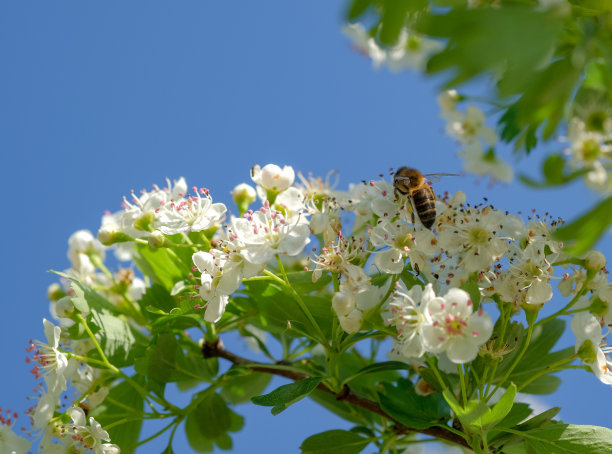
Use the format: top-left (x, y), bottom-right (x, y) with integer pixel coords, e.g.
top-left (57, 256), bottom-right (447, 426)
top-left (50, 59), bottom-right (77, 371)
top-left (438, 90), bottom-right (513, 183)
top-left (342, 23), bottom-right (443, 72)
top-left (387, 284), bottom-right (493, 364)
top-left (565, 117), bottom-right (612, 191)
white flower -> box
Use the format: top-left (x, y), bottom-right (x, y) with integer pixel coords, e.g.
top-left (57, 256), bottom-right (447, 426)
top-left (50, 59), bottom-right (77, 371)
top-left (230, 203), bottom-right (310, 265)
top-left (339, 309), bottom-right (363, 334)
top-left (438, 90), bottom-right (460, 118)
top-left (421, 288), bottom-right (493, 363)
top-left (571, 312), bottom-right (612, 385)
top-left (156, 187), bottom-right (226, 235)
top-left (63, 407), bottom-right (120, 454)
top-left (437, 204), bottom-right (514, 273)
top-left (0, 423), bottom-right (31, 454)
top-left (459, 143), bottom-right (513, 183)
top-left (496, 243), bottom-right (554, 305)
top-left (445, 105), bottom-right (497, 147)
top-left (386, 29), bottom-right (443, 72)
top-left (386, 285), bottom-right (428, 359)
top-left (32, 389), bottom-right (60, 429)
top-left (342, 23), bottom-right (386, 68)
top-left (332, 291), bottom-right (356, 317)
top-left (251, 164), bottom-right (295, 193)
top-left (370, 220), bottom-right (440, 275)
top-left (34, 319), bottom-right (70, 395)
top-left (341, 179), bottom-right (396, 228)
top-left (192, 249), bottom-right (261, 322)
top-left (312, 233), bottom-right (370, 294)
top-left (67, 230), bottom-right (105, 276)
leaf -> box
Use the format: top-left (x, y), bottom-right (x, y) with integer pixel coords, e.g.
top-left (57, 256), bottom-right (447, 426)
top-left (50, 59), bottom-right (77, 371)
top-left (342, 361), bottom-right (411, 386)
top-left (251, 377), bottom-right (323, 415)
top-left (460, 279), bottom-right (481, 311)
top-left (378, 0), bottom-right (412, 46)
top-left (495, 319), bottom-right (573, 393)
top-left (140, 284), bottom-right (177, 315)
top-left (90, 309), bottom-right (139, 367)
top-left (185, 413), bottom-right (214, 453)
top-left (133, 244), bottom-right (187, 291)
top-left (442, 390), bottom-right (489, 431)
top-left (192, 393), bottom-right (232, 439)
top-left (520, 374), bottom-right (561, 395)
top-left (479, 384), bottom-right (517, 429)
top-left (495, 403), bottom-right (533, 431)
top-left (220, 370), bottom-right (272, 405)
top-left (553, 195), bottom-right (612, 255)
top-left (300, 429), bottom-right (371, 454)
top-left (346, 0), bottom-right (374, 20)
top-left (517, 423), bottom-right (612, 453)
top-left (53, 272), bottom-right (117, 314)
top-left (378, 378), bottom-right (450, 430)
top-left (517, 407), bottom-right (561, 431)
top-left (420, 6), bottom-right (562, 89)
top-left (89, 379), bottom-right (144, 454)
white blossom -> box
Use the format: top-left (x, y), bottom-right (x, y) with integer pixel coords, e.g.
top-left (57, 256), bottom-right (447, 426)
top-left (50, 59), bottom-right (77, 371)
top-left (156, 187), bottom-right (226, 235)
top-left (62, 407), bottom-right (120, 454)
top-left (386, 285), bottom-right (428, 359)
top-left (445, 105), bottom-right (497, 147)
top-left (251, 164), bottom-right (295, 193)
top-left (230, 203), bottom-right (310, 265)
top-left (34, 319), bottom-right (70, 395)
top-left (421, 288), bottom-right (493, 363)
top-left (0, 424), bottom-right (31, 454)
top-left (571, 312), bottom-right (612, 385)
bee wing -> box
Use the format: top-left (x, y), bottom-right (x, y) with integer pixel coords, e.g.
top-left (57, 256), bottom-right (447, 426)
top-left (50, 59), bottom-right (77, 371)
top-left (423, 173), bottom-right (460, 183)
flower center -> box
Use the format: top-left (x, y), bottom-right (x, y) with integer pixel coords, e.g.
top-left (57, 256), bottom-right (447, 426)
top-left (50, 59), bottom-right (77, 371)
top-left (468, 226), bottom-right (488, 245)
top-left (581, 138), bottom-right (601, 161)
top-left (444, 315), bottom-right (467, 336)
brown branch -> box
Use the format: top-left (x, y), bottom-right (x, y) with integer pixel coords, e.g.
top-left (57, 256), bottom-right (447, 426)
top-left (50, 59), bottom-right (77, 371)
top-left (202, 339), bottom-right (469, 449)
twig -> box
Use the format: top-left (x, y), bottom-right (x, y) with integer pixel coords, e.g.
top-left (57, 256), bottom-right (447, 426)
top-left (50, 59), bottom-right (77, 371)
top-left (202, 339), bottom-right (469, 448)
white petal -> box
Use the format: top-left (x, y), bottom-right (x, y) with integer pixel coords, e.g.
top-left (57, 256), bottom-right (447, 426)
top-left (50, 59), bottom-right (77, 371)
top-left (446, 339), bottom-right (480, 364)
top-left (204, 295), bottom-right (228, 322)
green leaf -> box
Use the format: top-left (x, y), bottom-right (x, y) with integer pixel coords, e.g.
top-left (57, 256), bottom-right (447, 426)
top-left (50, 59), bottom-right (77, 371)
top-left (495, 319), bottom-right (572, 393)
top-left (140, 284), bottom-right (177, 315)
top-left (90, 309), bottom-right (139, 367)
top-left (346, 0), bottom-right (374, 20)
top-left (517, 423), bottom-right (612, 453)
top-left (421, 6), bottom-right (562, 88)
top-left (185, 412), bottom-right (214, 453)
top-left (220, 370), bottom-right (272, 404)
top-left (517, 407), bottom-right (561, 431)
top-left (520, 374), bottom-right (561, 395)
top-left (54, 272), bottom-right (117, 314)
top-left (342, 361), bottom-right (411, 386)
top-left (133, 244), bottom-right (187, 291)
top-left (479, 384), bottom-right (517, 429)
top-left (89, 379), bottom-right (144, 454)
top-left (135, 333), bottom-right (178, 383)
top-left (442, 390), bottom-right (489, 431)
top-left (553, 195), bottom-right (612, 255)
top-left (286, 270), bottom-right (332, 294)
top-left (495, 403), bottom-right (533, 431)
top-left (192, 393), bottom-right (232, 439)
top-left (308, 389), bottom-right (375, 425)
top-left (378, 378), bottom-right (450, 430)
top-left (251, 377), bottom-right (323, 415)
top-left (300, 429), bottom-right (371, 454)
top-left (378, 0), bottom-right (412, 46)
top-left (460, 279), bottom-right (481, 311)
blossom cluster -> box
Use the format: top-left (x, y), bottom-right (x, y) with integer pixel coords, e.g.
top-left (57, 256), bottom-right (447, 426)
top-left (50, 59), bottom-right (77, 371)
top-left (565, 117), bottom-right (612, 191)
top-left (10, 162), bottom-right (612, 453)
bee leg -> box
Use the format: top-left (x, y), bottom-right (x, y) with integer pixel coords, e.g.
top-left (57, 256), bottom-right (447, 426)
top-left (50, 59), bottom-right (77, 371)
top-left (414, 262), bottom-right (420, 275)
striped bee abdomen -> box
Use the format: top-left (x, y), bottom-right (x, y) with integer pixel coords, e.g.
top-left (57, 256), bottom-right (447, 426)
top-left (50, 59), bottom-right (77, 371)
top-left (411, 187), bottom-right (436, 229)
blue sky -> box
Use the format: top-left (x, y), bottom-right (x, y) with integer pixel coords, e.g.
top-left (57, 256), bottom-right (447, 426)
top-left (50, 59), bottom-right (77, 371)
top-left (1, 1), bottom-right (610, 452)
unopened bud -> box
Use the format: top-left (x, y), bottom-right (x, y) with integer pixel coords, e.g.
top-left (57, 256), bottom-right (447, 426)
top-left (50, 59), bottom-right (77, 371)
top-left (332, 291), bottom-right (356, 317)
top-left (232, 183), bottom-right (257, 216)
top-left (437, 89), bottom-right (460, 114)
top-left (584, 250), bottom-right (606, 271)
top-left (47, 283), bottom-right (65, 302)
top-left (576, 339), bottom-right (598, 364)
top-left (97, 226), bottom-right (133, 246)
top-left (148, 230), bottom-right (168, 250)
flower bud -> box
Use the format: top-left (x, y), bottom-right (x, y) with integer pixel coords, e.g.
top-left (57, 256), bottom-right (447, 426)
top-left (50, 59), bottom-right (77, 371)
top-left (251, 164), bottom-right (295, 203)
top-left (97, 226), bottom-right (133, 246)
top-left (148, 230), bottom-right (168, 250)
top-left (576, 338), bottom-right (598, 364)
top-left (232, 183), bottom-right (257, 216)
top-left (332, 291), bottom-right (355, 317)
top-left (47, 283), bottom-right (65, 302)
top-left (437, 89), bottom-right (460, 113)
top-left (339, 309), bottom-right (363, 334)
top-left (584, 250), bottom-right (606, 271)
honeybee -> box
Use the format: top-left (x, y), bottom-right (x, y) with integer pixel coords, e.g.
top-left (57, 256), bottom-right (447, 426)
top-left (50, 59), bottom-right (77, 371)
top-left (393, 167), bottom-right (457, 229)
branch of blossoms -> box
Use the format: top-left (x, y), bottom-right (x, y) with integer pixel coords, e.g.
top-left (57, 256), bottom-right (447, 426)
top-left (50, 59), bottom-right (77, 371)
top-left (201, 338), bottom-right (470, 449)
